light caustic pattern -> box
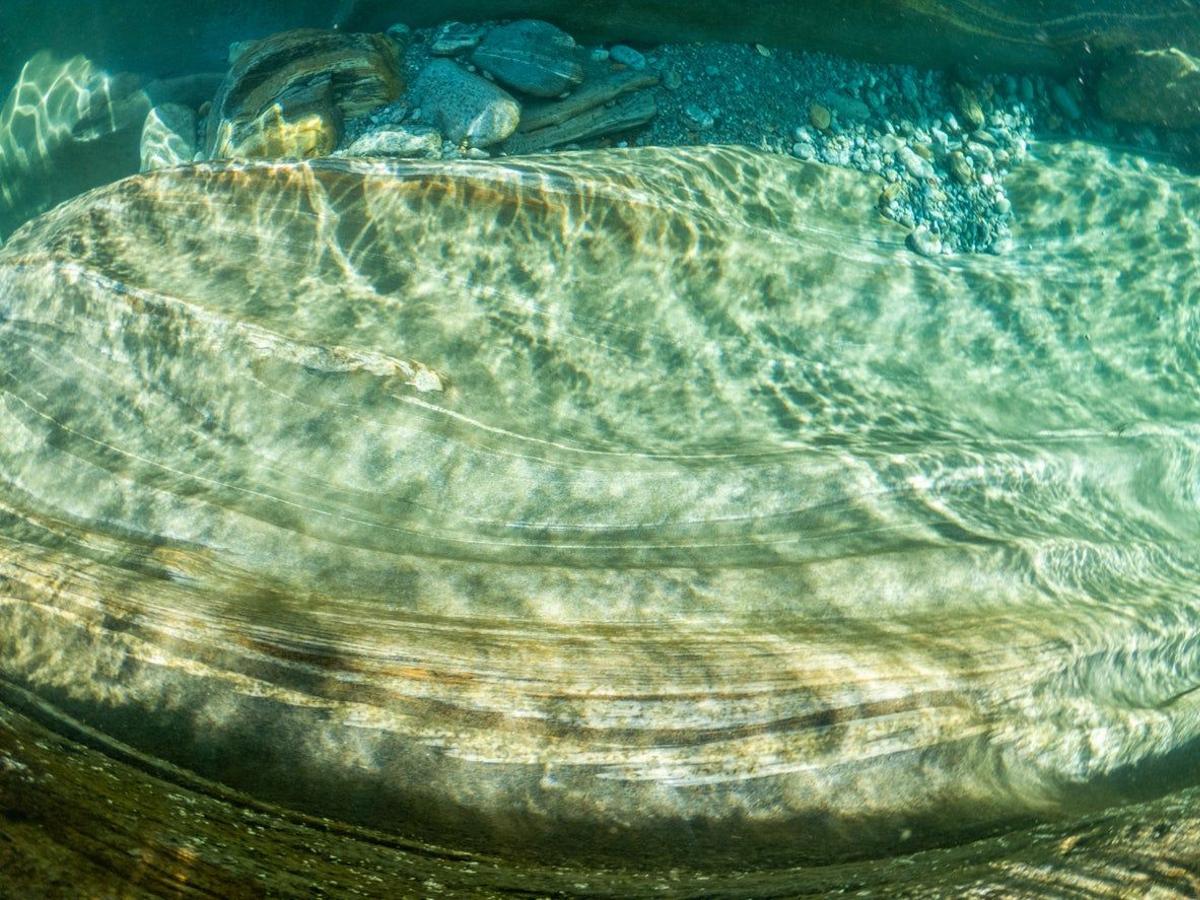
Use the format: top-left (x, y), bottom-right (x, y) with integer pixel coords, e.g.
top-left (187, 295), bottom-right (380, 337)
top-left (0, 143), bottom-right (1198, 867)
top-left (0, 53), bottom-right (151, 238)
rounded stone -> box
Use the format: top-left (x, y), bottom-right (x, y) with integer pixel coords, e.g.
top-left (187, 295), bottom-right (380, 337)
top-left (809, 102), bottom-right (832, 131)
top-left (471, 20), bottom-right (585, 98)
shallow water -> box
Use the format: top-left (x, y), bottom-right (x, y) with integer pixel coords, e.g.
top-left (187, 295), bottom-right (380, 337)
top-left (2, 6), bottom-right (1200, 897)
top-left (0, 139), bottom-right (1199, 876)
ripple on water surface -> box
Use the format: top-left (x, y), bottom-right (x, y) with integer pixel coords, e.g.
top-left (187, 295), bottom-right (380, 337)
top-left (0, 142), bottom-right (1198, 872)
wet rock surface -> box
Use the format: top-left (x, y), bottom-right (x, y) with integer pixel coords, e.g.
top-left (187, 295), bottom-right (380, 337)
top-left (337, 124), bottom-right (443, 158)
top-left (1099, 47), bottom-right (1200, 128)
top-left (203, 28), bottom-right (404, 159)
top-left (471, 19), bottom-right (584, 97)
top-left (412, 58), bottom-right (521, 147)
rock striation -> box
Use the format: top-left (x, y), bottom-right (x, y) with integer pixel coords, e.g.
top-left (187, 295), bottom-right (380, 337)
top-left (203, 28), bottom-right (404, 159)
top-left (471, 19), bottom-right (584, 97)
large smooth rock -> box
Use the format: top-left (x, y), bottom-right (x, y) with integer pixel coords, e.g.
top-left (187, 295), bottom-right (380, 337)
top-left (471, 19), bottom-right (584, 97)
top-left (412, 58), bottom-right (520, 147)
top-left (204, 28), bottom-right (404, 159)
top-left (1098, 47), bottom-right (1200, 128)
top-left (4, 143), bottom-right (1200, 878)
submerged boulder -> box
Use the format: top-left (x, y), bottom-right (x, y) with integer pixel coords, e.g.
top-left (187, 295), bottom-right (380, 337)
top-left (139, 102), bottom-right (198, 171)
top-left (412, 58), bottom-right (521, 147)
top-left (1098, 47), bottom-right (1200, 128)
top-left (3, 144), bottom-right (1200, 873)
top-left (471, 19), bottom-right (584, 97)
top-left (203, 28), bottom-right (404, 159)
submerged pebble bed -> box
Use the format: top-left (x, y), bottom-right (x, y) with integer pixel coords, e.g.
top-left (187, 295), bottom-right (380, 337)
top-left (340, 20), bottom-right (1194, 256)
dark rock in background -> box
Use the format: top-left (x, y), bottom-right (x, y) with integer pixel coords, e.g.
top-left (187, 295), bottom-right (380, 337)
top-left (1098, 47), bottom-right (1200, 128)
top-left (3, 1), bottom-right (1200, 89)
top-left (471, 19), bottom-right (583, 97)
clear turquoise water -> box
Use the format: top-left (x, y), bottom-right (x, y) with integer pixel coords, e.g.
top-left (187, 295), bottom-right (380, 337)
top-left (2, 6), bottom-right (1200, 897)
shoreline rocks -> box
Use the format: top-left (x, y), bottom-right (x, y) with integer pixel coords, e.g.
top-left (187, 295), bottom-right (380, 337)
top-left (412, 58), bottom-right (521, 148)
top-left (471, 19), bottom-right (584, 97)
top-left (204, 28), bottom-right (404, 160)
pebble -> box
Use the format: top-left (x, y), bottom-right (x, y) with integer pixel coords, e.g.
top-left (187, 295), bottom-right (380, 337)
top-left (897, 145), bottom-right (932, 179)
top-left (791, 141), bottom-right (816, 160)
top-left (826, 93), bottom-right (871, 124)
top-left (1050, 83), bottom-right (1082, 120)
top-left (907, 226), bottom-right (943, 257)
top-left (946, 150), bottom-right (973, 184)
top-left (663, 69), bottom-right (683, 90)
top-left (967, 142), bottom-right (995, 168)
top-left (949, 83), bottom-right (986, 131)
top-left (684, 104), bottom-right (715, 130)
top-left (610, 44), bottom-right (647, 70)
top-left (808, 102), bottom-right (832, 131)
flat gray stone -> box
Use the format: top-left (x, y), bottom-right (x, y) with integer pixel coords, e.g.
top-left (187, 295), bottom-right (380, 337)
top-left (430, 21), bottom-right (487, 56)
top-left (413, 59), bottom-right (521, 148)
top-left (471, 20), bottom-right (584, 98)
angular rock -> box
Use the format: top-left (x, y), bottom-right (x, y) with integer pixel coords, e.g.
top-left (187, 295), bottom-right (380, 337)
top-left (471, 20), bottom-right (584, 98)
top-left (338, 125), bottom-right (443, 159)
top-left (516, 68), bottom-right (659, 133)
top-left (139, 103), bottom-right (197, 172)
top-left (502, 90), bottom-right (655, 154)
top-left (1098, 48), bottom-right (1200, 128)
top-left (430, 21), bottom-right (487, 56)
top-left (204, 28), bottom-right (403, 159)
top-left (413, 59), bottom-right (521, 148)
